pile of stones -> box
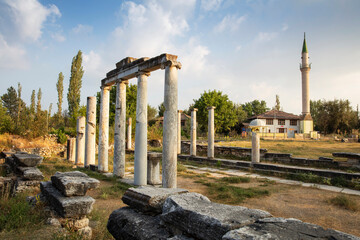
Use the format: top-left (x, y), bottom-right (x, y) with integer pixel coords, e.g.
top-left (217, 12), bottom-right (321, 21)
top-left (0, 151), bottom-right (44, 197)
top-left (107, 186), bottom-right (358, 240)
top-left (40, 171), bottom-right (100, 238)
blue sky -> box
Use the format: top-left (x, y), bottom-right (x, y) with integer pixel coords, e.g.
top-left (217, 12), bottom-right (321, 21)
top-left (1, 0), bottom-right (360, 115)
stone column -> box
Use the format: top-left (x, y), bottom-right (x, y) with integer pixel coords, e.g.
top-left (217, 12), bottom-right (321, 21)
top-left (67, 138), bottom-right (76, 162)
top-left (177, 110), bottom-right (182, 154)
top-left (127, 117), bottom-right (132, 150)
top-left (190, 108), bottom-right (198, 156)
top-left (114, 80), bottom-right (127, 177)
top-left (75, 116), bottom-right (86, 166)
top-left (84, 96), bottom-right (96, 167)
top-left (251, 132), bottom-right (260, 163)
top-left (147, 152), bottom-right (161, 185)
top-left (162, 61), bottom-right (181, 188)
top-left (207, 106), bottom-right (216, 159)
top-left (98, 86), bottom-right (111, 172)
top-left (134, 72), bottom-right (150, 186)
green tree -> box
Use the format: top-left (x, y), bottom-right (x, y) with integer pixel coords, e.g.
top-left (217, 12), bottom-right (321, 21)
top-left (275, 95), bottom-right (280, 111)
top-left (148, 105), bottom-right (157, 120)
top-left (36, 88), bottom-right (42, 114)
top-left (192, 90), bottom-right (238, 133)
top-left (0, 101), bottom-right (14, 133)
top-left (242, 100), bottom-right (269, 117)
top-left (17, 83), bottom-right (22, 126)
top-left (56, 72), bottom-right (64, 116)
top-left (30, 90), bottom-right (36, 114)
top-left (1, 86), bottom-right (18, 119)
top-left (158, 102), bottom-right (165, 117)
top-left (67, 50), bottom-right (84, 120)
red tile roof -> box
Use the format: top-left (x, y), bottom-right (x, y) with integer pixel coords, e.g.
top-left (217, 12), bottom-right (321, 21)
top-left (249, 109), bottom-right (301, 120)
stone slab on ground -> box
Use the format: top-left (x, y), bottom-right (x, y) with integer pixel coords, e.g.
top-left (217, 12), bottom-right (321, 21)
top-left (40, 181), bottom-right (95, 218)
top-left (161, 192), bottom-right (272, 240)
top-left (122, 186), bottom-right (188, 213)
top-left (13, 153), bottom-right (43, 167)
top-left (0, 151), bottom-right (15, 159)
top-left (333, 152), bottom-right (360, 160)
top-left (50, 171), bottom-right (100, 197)
top-left (107, 207), bottom-right (171, 240)
top-left (17, 166), bottom-right (44, 180)
top-left (222, 217), bottom-right (359, 240)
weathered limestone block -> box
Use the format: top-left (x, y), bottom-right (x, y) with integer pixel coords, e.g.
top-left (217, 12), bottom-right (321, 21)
top-left (0, 151), bottom-right (15, 159)
top-left (15, 179), bottom-right (41, 192)
top-left (167, 236), bottom-right (194, 240)
top-left (161, 192), bottom-right (272, 240)
top-left (40, 181), bottom-right (95, 218)
top-left (107, 207), bottom-right (171, 240)
top-left (17, 167), bottom-right (44, 180)
top-left (13, 153), bottom-right (43, 167)
top-left (5, 157), bottom-right (17, 171)
top-left (122, 186), bottom-right (188, 213)
top-left (59, 217), bottom-right (89, 230)
top-left (50, 171), bottom-right (100, 197)
top-left (222, 218), bottom-right (359, 240)
top-left (77, 226), bottom-right (92, 239)
top-left (0, 176), bottom-right (16, 198)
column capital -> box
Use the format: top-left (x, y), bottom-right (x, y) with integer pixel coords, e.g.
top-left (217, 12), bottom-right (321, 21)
top-left (119, 79), bottom-right (129, 85)
top-left (207, 106), bottom-right (216, 110)
top-left (192, 108), bottom-right (198, 112)
top-left (178, 110), bottom-right (183, 113)
top-left (161, 60), bottom-right (182, 70)
top-left (136, 71), bottom-right (151, 77)
top-left (101, 85), bottom-right (112, 91)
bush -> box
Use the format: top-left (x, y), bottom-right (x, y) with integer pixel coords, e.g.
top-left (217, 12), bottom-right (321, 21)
top-left (328, 195), bottom-right (359, 211)
top-left (57, 129), bottom-right (67, 144)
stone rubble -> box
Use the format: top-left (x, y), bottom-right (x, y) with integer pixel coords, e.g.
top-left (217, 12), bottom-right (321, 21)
top-left (0, 151), bottom-right (44, 195)
top-left (107, 186), bottom-right (360, 240)
top-left (40, 171), bottom-right (99, 239)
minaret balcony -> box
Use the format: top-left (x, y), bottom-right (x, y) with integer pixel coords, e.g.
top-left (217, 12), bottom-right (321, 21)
top-left (300, 63), bottom-right (311, 69)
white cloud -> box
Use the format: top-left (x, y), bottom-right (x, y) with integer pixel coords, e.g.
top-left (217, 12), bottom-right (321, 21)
top-left (282, 23), bottom-right (289, 31)
top-left (235, 45), bottom-right (242, 51)
top-left (201, 0), bottom-right (223, 11)
top-left (214, 15), bottom-right (246, 33)
top-left (255, 32), bottom-right (278, 42)
top-left (51, 32), bottom-right (66, 42)
top-left (181, 38), bottom-right (210, 74)
top-left (3, 0), bottom-right (61, 42)
top-left (72, 24), bottom-right (93, 35)
top-left (0, 34), bottom-right (28, 69)
top-left (83, 50), bottom-right (111, 80)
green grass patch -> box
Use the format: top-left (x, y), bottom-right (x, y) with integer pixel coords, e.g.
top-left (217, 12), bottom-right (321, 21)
top-left (97, 182), bottom-right (132, 200)
top-left (0, 193), bottom-right (46, 232)
top-left (328, 195), bottom-right (359, 211)
top-left (220, 176), bottom-right (251, 183)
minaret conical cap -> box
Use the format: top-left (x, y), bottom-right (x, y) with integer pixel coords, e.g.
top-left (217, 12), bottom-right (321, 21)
top-left (302, 32), bottom-right (308, 53)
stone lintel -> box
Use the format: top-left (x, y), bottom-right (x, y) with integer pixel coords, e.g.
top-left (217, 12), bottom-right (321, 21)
top-left (115, 57), bottom-right (138, 69)
top-left (102, 53), bottom-right (180, 87)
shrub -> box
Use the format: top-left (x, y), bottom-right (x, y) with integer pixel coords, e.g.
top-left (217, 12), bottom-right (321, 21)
top-left (57, 129), bottom-right (67, 144)
top-left (328, 195), bottom-right (359, 211)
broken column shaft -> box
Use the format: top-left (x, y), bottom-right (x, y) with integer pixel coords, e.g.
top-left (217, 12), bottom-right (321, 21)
top-left (98, 86), bottom-right (111, 172)
top-left (190, 108), bottom-right (198, 156)
top-left (85, 97), bottom-right (96, 167)
top-left (207, 106), bottom-right (215, 159)
top-left (76, 116), bottom-right (86, 166)
top-left (177, 110), bottom-right (182, 154)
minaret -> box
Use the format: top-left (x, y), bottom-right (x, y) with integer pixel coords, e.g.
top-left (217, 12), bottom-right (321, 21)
top-left (299, 33), bottom-right (313, 134)
top-left (300, 33), bottom-right (311, 116)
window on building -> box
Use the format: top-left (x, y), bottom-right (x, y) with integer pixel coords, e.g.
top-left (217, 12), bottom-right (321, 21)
top-left (278, 128), bottom-right (286, 133)
top-left (278, 119), bottom-right (285, 125)
top-left (290, 120), bottom-right (297, 126)
top-left (266, 119), bottom-right (273, 125)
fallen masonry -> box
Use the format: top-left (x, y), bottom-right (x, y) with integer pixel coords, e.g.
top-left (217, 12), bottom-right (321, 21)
top-left (107, 186), bottom-right (360, 240)
top-left (39, 171), bottom-right (99, 239)
top-left (0, 152), bottom-right (44, 196)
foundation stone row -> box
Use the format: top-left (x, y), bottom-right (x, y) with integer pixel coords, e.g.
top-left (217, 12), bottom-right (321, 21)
top-left (107, 186), bottom-right (358, 240)
top-left (0, 151), bottom-right (44, 196)
top-left (40, 171), bottom-right (100, 238)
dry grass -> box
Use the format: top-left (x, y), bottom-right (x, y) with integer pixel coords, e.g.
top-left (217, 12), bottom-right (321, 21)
top-left (217, 139), bottom-right (360, 159)
top-left (0, 133), bottom-right (60, 151)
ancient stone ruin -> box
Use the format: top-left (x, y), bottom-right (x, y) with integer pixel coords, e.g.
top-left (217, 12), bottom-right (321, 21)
top-left (107, 186), bottom-right (358, 240)
top-left (0, 151), bottom-right (44, 197)
top-left (40, 171), bottom-right (99, 238)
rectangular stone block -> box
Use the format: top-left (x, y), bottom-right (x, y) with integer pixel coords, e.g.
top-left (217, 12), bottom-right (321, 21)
top-left (122, 186), bottom-right (188, 213)
top-left (51, 171), bottom-right (100, 197)
top-left (41, 181), bottom-right (95, 218)
top-left (0, 177), bottom-right (16, 198)
top-left (15, 179), bottom-right (41, 193)
top-left (17, 167), bottom-right (44, 180)
top-left (0, 151), bottom-right (15, 159)
top-left (13, 153), bottom-right (43, 167)
top-left (161, 192), bottom-right (272, 240)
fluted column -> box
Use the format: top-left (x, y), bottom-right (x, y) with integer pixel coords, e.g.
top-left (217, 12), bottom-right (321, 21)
top-left (127, 117), bottom-right (132, 150)
top-left (190, 108), bottom-right (198, 156)
top-left (75, 116), bottom-right (86, 166)
top-left (134, 72), bottom-right (150, 186)
top-left (207, 106), bottom-right (216, 159)
top-left (251, 132), bottom-right (260, 163)
top-left (84, 96), bottom-right (96, 167)
top-left (98, 86), bottom-right (111, 172)
top-left (114, 80), bottom-right (127, 177)
top-left (162, 61), bottom-right (181, 188)
top-left (177, 110), bottom-right (182, 154)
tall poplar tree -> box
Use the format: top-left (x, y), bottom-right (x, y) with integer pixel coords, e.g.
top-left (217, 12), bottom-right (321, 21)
top-left (67, 50), bottom-right (84, 119)
top-left (30, 90), bottom-right (36, 114)
top-left (275, 95), bottom-right (281, 111)
top-left (37, 88), bottom-right (42, 114)
top-left (56, 72), bottom-right (64, 116)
